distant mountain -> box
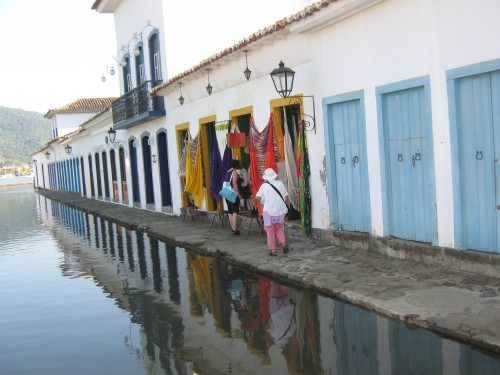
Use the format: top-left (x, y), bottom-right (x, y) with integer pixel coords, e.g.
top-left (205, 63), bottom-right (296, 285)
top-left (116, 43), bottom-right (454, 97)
top-left (0, 106), bottom-right (52, 165)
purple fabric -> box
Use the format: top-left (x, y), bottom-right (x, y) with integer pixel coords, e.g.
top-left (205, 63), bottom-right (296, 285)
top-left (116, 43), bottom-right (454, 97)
top-left (209, 126), bottom-right (224, 201)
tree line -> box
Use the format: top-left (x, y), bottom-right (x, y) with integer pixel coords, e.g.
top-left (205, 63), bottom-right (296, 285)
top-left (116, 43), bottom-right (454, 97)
top-left (0, 106), bottom-right (52, 166)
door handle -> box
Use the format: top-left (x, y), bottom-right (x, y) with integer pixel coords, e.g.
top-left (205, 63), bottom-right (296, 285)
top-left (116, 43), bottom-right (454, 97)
top-left (352, 154), bottom-right (359, 168)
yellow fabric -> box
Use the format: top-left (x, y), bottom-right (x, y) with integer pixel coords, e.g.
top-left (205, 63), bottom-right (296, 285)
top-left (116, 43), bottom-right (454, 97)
top-left (230, 123), bottom-right (242, 161)
top-left (184, 138), bottom-right (193, 194)
top-left (232, 147), bottom-right (242, 161)
top-left (189, 256), bottom-right (214, 308)
top-left (184, 134), bottom-right (205, 207)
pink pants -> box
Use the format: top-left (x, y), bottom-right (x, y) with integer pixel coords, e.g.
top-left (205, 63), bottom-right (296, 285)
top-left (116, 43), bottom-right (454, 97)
top-left (264, 223), bottom-right (286, 250)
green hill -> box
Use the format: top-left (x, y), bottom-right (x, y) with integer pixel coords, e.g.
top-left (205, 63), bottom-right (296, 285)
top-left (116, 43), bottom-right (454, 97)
top-left (0, 106), bottom-right (52, 165)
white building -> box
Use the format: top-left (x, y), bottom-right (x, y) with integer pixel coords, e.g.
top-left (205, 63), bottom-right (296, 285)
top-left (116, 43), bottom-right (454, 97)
top-left (33, 0), bottom-right (500, 262)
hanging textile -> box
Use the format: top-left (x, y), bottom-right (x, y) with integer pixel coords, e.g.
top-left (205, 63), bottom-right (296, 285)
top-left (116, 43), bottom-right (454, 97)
top-left (209, 125), bottom-right (224, 201)
top-left (297, 122), bottom-right (311, 235)
top-left (284, 114), bottom-right (299, 209)
top-left (184, 132), bottom-right (205, 207)
top-left (177, 134), bottom-right (188, 178)
top-left (221, 145), bottom-right (232, 175)
top-left (274, 111), bottom-right (285, 161)
top-left (230, 123), bottom-right (242, 162)
top-left (215, 121), bottom-right (230, 152)
top-left (184, 136), bottom-right (194, 191)
top-left (249, 133), bottom-right (263, 215)
top-left (250, 117), bottom-right (270, 172)
top-left (265, 113), bottom-right (278, 173)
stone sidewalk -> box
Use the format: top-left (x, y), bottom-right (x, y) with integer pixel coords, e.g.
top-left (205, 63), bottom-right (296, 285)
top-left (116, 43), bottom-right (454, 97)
top-left (37, 189), bottom-right (500, 355)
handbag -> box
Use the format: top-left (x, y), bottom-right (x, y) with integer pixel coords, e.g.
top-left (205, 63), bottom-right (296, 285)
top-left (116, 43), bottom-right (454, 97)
top-left (219, 173), bottom-right (237, 203)
top-left (267, 182), bottom-right (291, 217)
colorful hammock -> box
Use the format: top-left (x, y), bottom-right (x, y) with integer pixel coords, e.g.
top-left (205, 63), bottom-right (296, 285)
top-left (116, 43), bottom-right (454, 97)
top-left (209, 125), bottom-right (224, 201)
top-left (265, 113), bottom-right (278, 173)
top-left (297, 121), bottom-right (311, 235)
top-left (184, 132), bottom-right (205, 207)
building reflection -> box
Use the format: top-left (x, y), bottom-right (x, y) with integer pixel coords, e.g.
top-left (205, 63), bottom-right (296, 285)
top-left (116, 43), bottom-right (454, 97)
top-left (36, 195), bottom-right (500, 375)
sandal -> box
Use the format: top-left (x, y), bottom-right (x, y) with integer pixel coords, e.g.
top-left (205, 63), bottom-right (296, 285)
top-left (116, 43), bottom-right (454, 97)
top-left (268, 250), bottom-right (277, 257)
top-left (282, 244), bottom-right (290, 254)
top-left (232, 230), bottom-right (240, 235)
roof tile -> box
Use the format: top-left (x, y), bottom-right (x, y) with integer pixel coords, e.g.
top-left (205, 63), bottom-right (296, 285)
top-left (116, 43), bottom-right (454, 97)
top-left (151, 0), bottom-right (336, 94)
top-left (44, 97), bottom-right (117, 118)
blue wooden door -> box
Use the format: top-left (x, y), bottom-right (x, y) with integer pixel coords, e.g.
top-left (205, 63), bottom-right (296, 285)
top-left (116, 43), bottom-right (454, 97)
top-left (382, 86), bottom-right (435, 243)
top-left (327, 98), bottom-right (371, 232)
top-left (455, 71), bottom-right (500, 253)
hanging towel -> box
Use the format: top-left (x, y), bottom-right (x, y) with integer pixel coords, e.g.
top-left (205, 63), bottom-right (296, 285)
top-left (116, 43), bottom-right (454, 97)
top-left (274, 111), bottom-right (285, 161)
top-left (209, 125), bottom-right (224, 201)
top-left (297, 122), bottom-right (311, 235)
top-left (184, 133), bottom-right (205, 207)
top-left (250, 133), bottom-right (263, 215)
top-left (265, 113), bottom-right (278, 174)
top-left (284, 114), bottom-right (299, 209)
top-left (184, 136), bottom-right (194, 191)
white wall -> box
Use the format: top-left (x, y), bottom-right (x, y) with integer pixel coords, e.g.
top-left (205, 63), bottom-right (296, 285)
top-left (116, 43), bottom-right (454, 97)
top-left (305, 0), bottom-right (500, 246)
top-left (159, 0), bottom-right (500, 249)
top-left (113, 0), bottom-right (166, 92)
top-left (52, 113), bottom-right (98, 138)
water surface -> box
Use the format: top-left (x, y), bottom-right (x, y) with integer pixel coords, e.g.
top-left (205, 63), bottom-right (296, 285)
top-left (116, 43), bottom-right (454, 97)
top-left (1, 186), bottom-right (499, 375)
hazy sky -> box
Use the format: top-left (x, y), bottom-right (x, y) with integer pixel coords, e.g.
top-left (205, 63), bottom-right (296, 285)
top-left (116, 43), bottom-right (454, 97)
top-left (0, 0), bottom-right (311, 114)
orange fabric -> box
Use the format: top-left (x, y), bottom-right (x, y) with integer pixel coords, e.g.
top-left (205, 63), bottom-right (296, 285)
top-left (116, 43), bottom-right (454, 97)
top-left (250, 134), bottom-right (263, 215)
top-left (265, 113), bottom-right (278, 174)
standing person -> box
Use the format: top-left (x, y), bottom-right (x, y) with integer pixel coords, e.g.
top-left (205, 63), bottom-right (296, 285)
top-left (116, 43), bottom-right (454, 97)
top-left (255, 168), bottom-right (290, 256)
top-left (225, 159), bottom-right (244, 235)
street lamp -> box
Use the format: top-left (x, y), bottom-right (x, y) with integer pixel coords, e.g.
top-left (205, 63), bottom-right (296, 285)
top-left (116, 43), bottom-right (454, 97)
top-left (270, 60), bottom-right (295, 98)
top-left (107, 127), bottom-right (117, 143)
top-left (65, 144), bottom-right (72, 154)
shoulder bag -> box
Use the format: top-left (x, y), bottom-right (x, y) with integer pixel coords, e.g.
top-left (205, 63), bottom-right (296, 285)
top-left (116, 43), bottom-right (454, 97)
top-left (267, 182), bottom-right (290, 217)
top-left (219, 172), bottom-right (237, 203)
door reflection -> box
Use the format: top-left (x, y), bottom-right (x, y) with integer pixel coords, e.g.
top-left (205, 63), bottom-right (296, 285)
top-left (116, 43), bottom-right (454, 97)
top-left (38, 196), bottom-right (500, 375)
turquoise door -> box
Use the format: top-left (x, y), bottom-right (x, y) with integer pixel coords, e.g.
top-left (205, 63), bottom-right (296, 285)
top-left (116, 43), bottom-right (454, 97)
top-left (454, 70), bottom-right (500, 253)
top-left (381, 83), bottom-right (436, 243)
top-left (325, 95), bottom-right (371, 232)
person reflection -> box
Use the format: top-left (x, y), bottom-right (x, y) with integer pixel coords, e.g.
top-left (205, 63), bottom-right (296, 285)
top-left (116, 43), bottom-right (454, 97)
top-left (266, 281), bottom-right (296, 349)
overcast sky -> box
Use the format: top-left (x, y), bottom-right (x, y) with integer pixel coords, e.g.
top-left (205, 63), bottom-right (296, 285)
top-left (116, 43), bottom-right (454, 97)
top-left (0, 0), bottom-right (312, 114)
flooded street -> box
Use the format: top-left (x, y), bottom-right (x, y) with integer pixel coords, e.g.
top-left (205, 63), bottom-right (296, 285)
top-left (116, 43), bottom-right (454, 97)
top-left (1, 186), bottom-right (500, 374)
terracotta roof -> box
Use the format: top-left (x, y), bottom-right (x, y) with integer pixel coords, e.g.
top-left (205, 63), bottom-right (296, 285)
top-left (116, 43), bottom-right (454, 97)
top-left (91, 0), bottom-right (101, 10)
top-left (151, 0), bottom-right (336, 95)
top-left (44, 97), bottom-right (117, 118)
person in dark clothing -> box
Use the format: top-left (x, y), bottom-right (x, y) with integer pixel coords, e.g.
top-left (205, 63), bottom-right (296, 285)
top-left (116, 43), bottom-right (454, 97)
top-left (225, 159), bottom-right (244, 235)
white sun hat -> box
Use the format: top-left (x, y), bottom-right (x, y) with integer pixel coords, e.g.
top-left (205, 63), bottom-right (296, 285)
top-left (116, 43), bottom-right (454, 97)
top-left (262, 168), bottom-right (278, 180)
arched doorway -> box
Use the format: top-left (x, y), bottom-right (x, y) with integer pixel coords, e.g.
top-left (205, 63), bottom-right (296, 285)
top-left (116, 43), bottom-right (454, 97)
top-left (102, 151), bottom-right (110, 199)
top-left (157, 131), bottom-right (172, 207)
top-left (88, 155), bottom-right (95, 197)
top-left (94, 153), bottom-right (102, 197)
top-left (110, 149), bottom-right (118, 200)
top-left (119, 147), bottom-right (128, 202)
top-left (79, 157), bottom-right (86, 196)
top-left (142, 135), bottom-right (154, 205)
top-left (129, 139), bottom-right (140, 204)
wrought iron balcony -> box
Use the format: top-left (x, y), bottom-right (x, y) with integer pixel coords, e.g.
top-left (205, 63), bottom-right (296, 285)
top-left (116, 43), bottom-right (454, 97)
top-left (112, 80), bottom-right (166, 129)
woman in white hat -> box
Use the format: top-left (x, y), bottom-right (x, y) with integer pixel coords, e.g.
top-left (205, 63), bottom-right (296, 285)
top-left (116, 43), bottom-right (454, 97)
top-left (255, 168), bottom-right (290, 256)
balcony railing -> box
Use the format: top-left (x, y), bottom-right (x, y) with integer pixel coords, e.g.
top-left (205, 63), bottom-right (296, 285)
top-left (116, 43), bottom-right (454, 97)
top-left (112, 80), bottom-right (166, 129)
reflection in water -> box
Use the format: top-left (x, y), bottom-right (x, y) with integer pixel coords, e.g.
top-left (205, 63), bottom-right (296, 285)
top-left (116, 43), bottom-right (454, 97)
top-left (33, 194), bottom-right (500, 375)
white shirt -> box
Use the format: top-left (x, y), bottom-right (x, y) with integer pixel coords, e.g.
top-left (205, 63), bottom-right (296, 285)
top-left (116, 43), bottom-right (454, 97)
top-left (256, 180), bottom-right (289, 216)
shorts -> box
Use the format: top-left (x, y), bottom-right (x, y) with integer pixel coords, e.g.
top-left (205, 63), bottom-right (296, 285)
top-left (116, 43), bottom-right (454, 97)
top-left (226, 197), bottom-right (240, 214)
